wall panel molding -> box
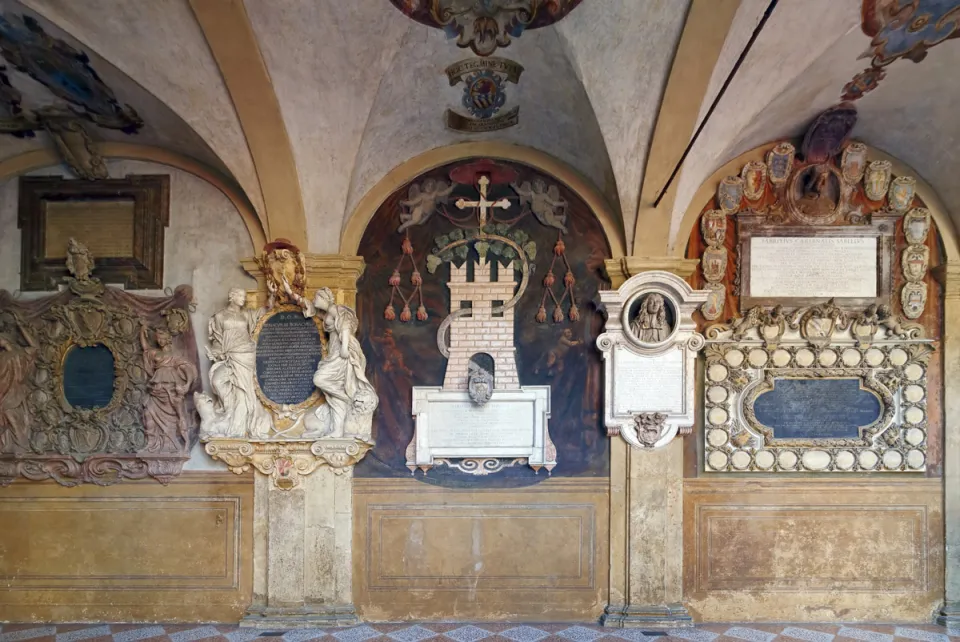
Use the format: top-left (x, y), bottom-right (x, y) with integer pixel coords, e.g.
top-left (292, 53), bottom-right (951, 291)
top-left (683, 478), bottom-right (943, 622)
top-left (0, 472), bottom-right (253, 623)
top-left (354, 477), bottom-right (608, 621)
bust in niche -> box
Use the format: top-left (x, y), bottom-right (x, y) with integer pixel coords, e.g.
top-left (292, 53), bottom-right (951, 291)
top-left (795, 165), bottom-right (840, 218)
top-left (630, 292), bottom-right (673, 344)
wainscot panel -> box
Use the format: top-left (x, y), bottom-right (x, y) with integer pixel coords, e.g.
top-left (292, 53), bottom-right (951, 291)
top-left (683, 478), bottom-right (943, 622)
top-left (0, 472), bottom-right (252, 623)
top-left (354, 477), bottom-right (608, 621)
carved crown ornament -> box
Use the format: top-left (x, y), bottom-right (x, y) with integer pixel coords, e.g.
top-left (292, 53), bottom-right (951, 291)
top-left (596, 271), bottom-right (708, 450)
top-left (702, 301), bottom-right (932, 473)
top-left (0, 240), bottom-right (200, 486)
top-left (198, 241), bottom-right (378, 490)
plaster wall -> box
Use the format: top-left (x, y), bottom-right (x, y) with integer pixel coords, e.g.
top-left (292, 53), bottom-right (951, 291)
top-left (0, 159), bottom-right (256, 469)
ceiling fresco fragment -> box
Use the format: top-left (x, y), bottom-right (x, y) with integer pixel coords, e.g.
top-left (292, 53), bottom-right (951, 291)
top-left (388, 0), bottom-right (583, 56)
top-left (843, 0), bottom-right (960, 100)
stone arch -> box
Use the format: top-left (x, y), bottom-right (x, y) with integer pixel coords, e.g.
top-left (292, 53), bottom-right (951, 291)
top-left (340, 142), bottom-right (627, 260)
top-left (0, 143), bottom-right (267, 250)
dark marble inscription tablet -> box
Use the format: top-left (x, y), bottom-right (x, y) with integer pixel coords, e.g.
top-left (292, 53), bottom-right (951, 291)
top-left (256, 311), bottom-right (323, 405)
top-left (63, 343), bottom-right (116, 409)
top-left (754, 378), bottom-right (882, 440)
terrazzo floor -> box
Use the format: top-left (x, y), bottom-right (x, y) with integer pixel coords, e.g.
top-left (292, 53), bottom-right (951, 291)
top-left (0, 622), bottom-right (957, 642)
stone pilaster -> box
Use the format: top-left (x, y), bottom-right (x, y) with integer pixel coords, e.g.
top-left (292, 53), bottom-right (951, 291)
top-left (935, 263), bottom-right (960, 627)
top-left (238, 253), bottom-right (366, 628)
top-left (245, 468), bottom-right (357, 628)
top-left (602, 257), bottom-right (696, 629)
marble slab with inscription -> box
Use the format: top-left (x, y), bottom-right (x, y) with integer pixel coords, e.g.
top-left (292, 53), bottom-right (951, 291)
top-left (753, 378), bottom-right (882, 440)
top-left (612, 345), bottom-right (685, 415)
top-left (408, 387), bottom-right (554, 472)
top-left (255, 310), bottom-right (324, 407)
top-left (750, 237), bottom-right (878, 299)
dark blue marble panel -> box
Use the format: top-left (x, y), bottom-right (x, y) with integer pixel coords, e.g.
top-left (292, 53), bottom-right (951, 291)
top-left (255, 311), bottom-right (323, 406)
top-left (63, 343), bottom-right (115, 409)
top-left (754, 377), bottom-right (882, 440)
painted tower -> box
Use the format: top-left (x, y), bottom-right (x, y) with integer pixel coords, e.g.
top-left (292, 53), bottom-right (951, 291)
top-left (444, 257), bottom-right (520, 390)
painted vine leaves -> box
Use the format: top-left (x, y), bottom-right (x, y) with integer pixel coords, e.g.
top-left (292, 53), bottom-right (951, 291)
top-left (426, 225), bottom-right (537, 274)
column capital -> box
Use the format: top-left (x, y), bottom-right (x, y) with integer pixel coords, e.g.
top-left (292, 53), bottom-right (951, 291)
top-left (604, 257), bottom-right (700, 288)
top-left (242, 253), bottom-right (366, 307)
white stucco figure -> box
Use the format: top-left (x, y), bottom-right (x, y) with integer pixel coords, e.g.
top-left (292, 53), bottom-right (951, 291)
top-left (285, 281), bottom-right (378, 443)
top-left (195, 287), bottom-right (274, 439)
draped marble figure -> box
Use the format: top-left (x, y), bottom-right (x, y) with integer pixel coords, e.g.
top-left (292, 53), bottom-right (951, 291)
top-left (196, 288), bottom-right (273, 439)
top-left (285, 281), bottom-right (378, 442)
top-left (140, 324), bottom-right (197, 452)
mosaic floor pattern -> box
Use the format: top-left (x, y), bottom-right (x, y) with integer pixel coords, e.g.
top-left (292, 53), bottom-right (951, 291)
top-left (0, 623), bottom-right (957, 642)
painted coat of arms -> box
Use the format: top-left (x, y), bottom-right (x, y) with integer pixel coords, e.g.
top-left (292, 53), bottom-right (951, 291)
top-left (700, 209), bottom-right (727, 247)
top-left (901, 282), bottom-right (927, 320)
top-left (901, 245), bottom-right (930, 282)
top-left (888, 175), bottom-right (917, 212)
top-left (864, 160), bottom-right (892, 201)
top-left (904, 208), bottom-right (932, 245)
top-left (444, 57), bottom-right (523, 132)
top-left (702, 246), bottom-right (728, 283)
top-left (766, 142), bottom-right (795, 185)
top-left (841, 142), bottom-right (868, 183)
top-left (741, 161), bottom-right (767, 201)
top-left (717, 176), bottom-right (744, 213)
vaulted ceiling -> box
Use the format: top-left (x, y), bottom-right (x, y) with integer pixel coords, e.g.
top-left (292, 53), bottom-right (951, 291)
top-left (2, 0), bottom-right (959, 256)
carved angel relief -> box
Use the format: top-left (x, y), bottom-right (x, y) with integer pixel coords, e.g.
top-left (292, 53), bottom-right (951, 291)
top-left (0, 240), bottom-right (200, 486)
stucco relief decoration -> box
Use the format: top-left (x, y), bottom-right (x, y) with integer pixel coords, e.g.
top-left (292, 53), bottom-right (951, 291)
top-left (199, 241), bottom-right (376, 490)
top-left (389, 0), bottom-right (583, 56)
top-left (0, 13), bottom-right (142, 179)
top-left (596, 271), bottom-right (708, 450)
top-left (444, 57), bottom-right (524, 132)
top-left (687, 104), bottom-right (942, 476)
top-left (842, 0), bottom-right (960, 101)
top-left (702, 303), bottom-right (931, 473)
top-left (691, 104), bottom-right (930, 316)
top-left (0, 240), bottom-right (200, 486)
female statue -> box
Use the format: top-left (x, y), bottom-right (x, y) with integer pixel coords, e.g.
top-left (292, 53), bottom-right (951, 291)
top-left (630, 293), bottom-right (670, 344)
top-left (140, 324), bottom-right (197, 452)
top-left (284, 281), bottom-right (377, 441)
top-left (0, 317), bottom-right (38, 453)
top-left (200, 288), bottom-right (273, 439)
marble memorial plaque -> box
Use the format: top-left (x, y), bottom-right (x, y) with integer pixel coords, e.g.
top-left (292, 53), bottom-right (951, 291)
top-left (255, 310), bottom-right (324, 406)
top-left (612, 345), bottom-right (684, 415)
top-left (408, 386), bottom-right (554, 471)
top-left (63, 343), bottom-right (116, 409)
top-left (429, 400), bottom-right (536, 449)
top-left (753, 378), bottom-right (882, 440)
top-left (750, 237), bottom-right (877, 299)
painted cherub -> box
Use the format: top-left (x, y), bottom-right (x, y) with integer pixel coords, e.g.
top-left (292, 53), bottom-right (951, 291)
top-left (397, 179), bottom-right (455, 233)
top-left (512, 178), bottom-right (568, 233)
top-left (535, 327), bottom-right (582, 376)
